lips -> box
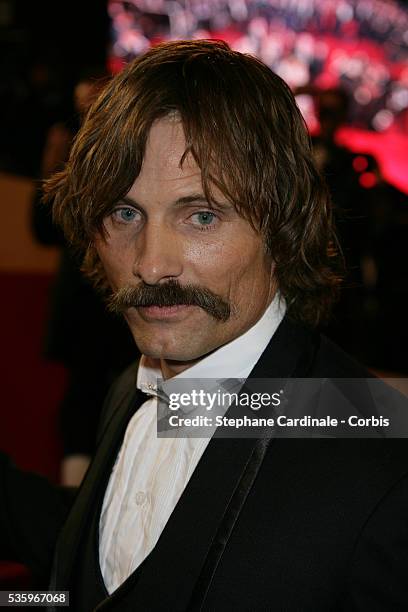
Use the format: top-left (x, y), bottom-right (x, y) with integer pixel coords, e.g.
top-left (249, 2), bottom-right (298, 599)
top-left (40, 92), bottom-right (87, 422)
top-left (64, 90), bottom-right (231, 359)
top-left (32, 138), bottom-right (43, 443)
top-left (136, 304), bottom-right (197, 320)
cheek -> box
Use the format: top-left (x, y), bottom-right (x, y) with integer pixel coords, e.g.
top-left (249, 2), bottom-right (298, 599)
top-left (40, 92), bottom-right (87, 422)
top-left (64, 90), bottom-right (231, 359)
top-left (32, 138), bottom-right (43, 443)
top-left (190, 239), bottom-right (262, 297)
top-left (94, 238), bottom-right (129, 288)
top-left (184, 236), bottom-right (223, 265)
top-left (225, 246), bottom-right (273, 299)
top-left (183, 239), bottom-right (231, 287)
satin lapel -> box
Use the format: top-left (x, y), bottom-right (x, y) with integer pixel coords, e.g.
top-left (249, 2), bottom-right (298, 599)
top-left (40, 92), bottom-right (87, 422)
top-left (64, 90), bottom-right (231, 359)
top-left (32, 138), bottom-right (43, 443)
top-left (51, 386), bottom-right (148, 590)
top-left (248, 315), bottom-right (318, 380)
top-left (100, 316), bottom-right (318, 611)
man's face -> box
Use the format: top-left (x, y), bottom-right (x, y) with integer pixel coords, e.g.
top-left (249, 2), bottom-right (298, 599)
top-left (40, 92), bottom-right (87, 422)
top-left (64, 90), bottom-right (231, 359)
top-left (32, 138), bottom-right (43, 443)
top-left (95, 117), bottom-right (276, 366)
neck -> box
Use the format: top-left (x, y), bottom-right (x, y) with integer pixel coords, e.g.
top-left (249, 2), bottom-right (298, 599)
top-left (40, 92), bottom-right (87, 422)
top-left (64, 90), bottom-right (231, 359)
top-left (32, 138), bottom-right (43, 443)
top-left (160, 357), bottom-right (202, 380)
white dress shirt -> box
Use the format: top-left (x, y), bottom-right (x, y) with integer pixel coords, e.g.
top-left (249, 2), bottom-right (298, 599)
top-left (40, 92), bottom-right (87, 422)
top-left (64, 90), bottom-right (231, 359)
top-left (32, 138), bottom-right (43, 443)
top-left (99, 294), bottom-right (286, 594)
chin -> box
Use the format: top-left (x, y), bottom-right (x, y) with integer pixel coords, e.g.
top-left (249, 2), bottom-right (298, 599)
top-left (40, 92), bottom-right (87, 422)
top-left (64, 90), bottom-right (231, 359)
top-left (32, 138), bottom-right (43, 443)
top-left (133, 334), bottom-right (214, 362)
top-left (133, 337), bottom-right (190, 361)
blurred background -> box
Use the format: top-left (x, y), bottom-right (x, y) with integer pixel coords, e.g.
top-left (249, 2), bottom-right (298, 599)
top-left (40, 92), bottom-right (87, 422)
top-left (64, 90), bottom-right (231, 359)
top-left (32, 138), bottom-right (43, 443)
top-left (0, 0), bottom-right (407, 587)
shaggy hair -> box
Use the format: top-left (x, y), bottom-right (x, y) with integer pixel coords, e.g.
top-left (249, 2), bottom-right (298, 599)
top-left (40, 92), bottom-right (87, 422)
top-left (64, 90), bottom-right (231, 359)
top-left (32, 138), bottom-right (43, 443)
top-left (44, 39), bottom-right (342, 326)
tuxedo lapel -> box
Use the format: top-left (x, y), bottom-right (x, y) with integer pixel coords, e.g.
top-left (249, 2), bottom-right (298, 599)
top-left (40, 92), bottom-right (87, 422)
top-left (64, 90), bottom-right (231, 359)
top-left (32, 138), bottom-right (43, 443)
top-left (102, 436), bottom-right (273, 611)
top-left (248, 315), bottom-right (318, 380)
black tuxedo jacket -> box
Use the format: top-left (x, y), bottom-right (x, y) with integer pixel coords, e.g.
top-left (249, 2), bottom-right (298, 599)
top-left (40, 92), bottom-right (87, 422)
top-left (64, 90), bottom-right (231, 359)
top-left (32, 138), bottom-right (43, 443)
top-left (1, 315), bottom-right (408, 611)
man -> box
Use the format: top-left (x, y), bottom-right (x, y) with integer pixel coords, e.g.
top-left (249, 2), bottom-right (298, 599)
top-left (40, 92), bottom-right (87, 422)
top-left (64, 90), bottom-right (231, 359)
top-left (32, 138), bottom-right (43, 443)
top-left (1, 40), bottom-right (408, 611)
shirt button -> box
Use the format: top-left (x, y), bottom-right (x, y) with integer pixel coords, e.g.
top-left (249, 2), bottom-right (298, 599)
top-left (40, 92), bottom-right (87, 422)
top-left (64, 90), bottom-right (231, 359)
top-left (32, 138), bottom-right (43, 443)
top-left (135, 491), bottom-right (147, 505)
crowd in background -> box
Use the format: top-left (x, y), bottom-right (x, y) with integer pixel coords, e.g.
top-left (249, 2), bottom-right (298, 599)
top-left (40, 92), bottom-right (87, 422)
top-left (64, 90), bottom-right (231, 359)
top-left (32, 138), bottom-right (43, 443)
top-left (110, 0), bottom-right (408, 134)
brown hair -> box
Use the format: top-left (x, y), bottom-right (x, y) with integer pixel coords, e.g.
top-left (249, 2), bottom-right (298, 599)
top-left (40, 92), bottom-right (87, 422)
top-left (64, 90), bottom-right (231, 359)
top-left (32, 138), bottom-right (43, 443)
top-left (44, 39), bottom-right (342, 326)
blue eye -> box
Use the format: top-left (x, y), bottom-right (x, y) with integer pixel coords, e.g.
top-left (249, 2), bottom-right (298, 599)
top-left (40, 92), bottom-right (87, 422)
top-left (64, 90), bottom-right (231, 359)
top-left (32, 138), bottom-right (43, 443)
top-left (193, 211), bottom-right (216, 226)
top-left (120, 208), bottom-right (137, 221)
top-left (112, 207), bottom-right (139, 223)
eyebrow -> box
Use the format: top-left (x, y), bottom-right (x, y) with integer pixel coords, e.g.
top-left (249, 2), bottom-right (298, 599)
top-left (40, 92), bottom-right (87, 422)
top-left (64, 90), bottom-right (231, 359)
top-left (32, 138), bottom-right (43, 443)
top-left (121, 193), bottom-right (232, 210)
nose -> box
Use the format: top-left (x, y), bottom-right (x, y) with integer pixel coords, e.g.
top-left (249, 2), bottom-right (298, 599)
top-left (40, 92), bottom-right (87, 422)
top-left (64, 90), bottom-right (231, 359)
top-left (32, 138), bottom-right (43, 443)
top-left (132, 221), bottom-right (183, 285)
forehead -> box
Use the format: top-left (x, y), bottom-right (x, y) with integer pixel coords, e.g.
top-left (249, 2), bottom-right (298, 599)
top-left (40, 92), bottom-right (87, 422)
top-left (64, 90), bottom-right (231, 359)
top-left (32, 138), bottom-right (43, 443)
top-left (138, 116), bottom-right (200, 185)
top-left (127, 116), bottom-right (229, 210)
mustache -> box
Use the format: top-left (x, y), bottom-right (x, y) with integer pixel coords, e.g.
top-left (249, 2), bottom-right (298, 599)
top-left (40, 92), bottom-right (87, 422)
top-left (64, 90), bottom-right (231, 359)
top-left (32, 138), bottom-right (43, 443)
top-left (107, 280), bottom-right (231, 322)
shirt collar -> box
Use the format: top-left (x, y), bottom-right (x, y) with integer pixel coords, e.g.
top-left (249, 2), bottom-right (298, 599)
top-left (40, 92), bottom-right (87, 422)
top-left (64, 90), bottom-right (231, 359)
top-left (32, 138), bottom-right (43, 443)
top-left (137, 292), bottom-right (286, 400)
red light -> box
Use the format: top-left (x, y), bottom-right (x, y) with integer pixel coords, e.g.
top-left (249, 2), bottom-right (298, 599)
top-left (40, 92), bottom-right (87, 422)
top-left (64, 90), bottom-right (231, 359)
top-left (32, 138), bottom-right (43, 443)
top-left (359, 172), bottom-right (377, 188)
top-left (353, 156), bottom-right (368, 173)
